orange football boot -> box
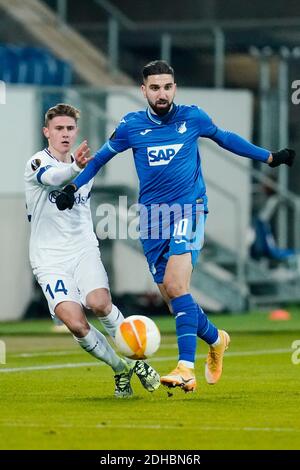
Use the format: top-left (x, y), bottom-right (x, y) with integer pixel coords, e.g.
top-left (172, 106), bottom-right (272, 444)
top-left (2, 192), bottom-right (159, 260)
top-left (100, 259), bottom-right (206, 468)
top-left (205, 330), bottom-right (230, 384)
top-left (160, 363), bottom-right (196, 392)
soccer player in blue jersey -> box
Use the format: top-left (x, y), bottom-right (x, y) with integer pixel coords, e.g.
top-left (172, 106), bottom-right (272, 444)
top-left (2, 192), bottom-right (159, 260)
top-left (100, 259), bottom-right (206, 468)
top-left (55, 60), bottom-right (295, 393)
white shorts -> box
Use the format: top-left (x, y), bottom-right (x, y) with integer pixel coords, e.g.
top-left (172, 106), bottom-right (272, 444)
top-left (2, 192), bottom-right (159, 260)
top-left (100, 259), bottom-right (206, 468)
top-left (33, 247), bottom-right (109, 318)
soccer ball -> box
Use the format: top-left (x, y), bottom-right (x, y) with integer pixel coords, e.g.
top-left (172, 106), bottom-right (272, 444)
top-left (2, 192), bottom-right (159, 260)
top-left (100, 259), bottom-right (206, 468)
top-left (115, 315), bottom-right (161, 359)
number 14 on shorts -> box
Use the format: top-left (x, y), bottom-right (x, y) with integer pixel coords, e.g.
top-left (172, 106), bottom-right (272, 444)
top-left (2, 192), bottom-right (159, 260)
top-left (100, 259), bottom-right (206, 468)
top-left (45, 279), bottom-right (68, 299)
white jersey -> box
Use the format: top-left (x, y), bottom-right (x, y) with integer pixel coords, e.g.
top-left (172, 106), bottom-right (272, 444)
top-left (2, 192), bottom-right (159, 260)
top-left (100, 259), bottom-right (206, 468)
top-left (25, 149), bottom-right (98, 269)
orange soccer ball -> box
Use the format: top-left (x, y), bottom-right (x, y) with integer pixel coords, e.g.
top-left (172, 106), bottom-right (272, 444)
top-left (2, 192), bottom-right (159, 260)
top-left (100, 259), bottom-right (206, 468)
top-left (115, 315), bottom-right (161, 359)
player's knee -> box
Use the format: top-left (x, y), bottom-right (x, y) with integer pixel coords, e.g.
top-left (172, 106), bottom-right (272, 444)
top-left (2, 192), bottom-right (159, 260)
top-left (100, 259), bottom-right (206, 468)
top-left (88, 293), bottom-right (112, 316)
top-left (163, 277), bottom-right (186, 299)
top-left (70, 319), bottom-right (90, 337)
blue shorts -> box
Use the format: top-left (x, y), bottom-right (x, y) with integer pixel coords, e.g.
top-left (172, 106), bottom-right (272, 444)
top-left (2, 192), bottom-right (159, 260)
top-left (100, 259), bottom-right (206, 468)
top-left (140, 200), bottom-right (207, 284)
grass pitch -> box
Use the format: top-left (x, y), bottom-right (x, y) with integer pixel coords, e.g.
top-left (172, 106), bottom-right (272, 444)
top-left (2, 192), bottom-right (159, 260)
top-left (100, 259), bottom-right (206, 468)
top-left (0, 311), bottom-right (300, 450)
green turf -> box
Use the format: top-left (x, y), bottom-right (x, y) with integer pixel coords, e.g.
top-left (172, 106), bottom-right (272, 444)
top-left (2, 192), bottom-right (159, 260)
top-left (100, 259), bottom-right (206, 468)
top-left (1, 313), bottom-right (300, 450)
top-left (1, 308), bottom-right (300, 335)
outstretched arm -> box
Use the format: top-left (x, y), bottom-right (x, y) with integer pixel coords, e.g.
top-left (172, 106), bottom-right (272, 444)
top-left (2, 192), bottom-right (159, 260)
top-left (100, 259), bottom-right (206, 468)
top-left (55, 116), bottom-right (131, 210)
top-left (72, 116), bottom-right (130, 191)
top-left (39, 141), bottom-right (91, 186)
top-left (72, 142), bottom-right (117, 190)
top-left (210, 128), bottom-right (295, 167)
top-left (209, 128), bottom-right (271, 162)
top-left (197, 107), bottom-right (295, 167)
top-left (55, 143), bottom-right (117, 210)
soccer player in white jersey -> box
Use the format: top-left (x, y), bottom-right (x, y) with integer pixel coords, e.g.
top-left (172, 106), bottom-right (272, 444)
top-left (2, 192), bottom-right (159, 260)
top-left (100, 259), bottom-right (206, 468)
top-left (24, 103), bottom-right (160, 398)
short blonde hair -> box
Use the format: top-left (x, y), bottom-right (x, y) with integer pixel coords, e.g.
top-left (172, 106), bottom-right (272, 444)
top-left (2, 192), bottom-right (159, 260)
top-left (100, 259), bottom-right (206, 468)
top-left (45, 103), bottom-right (80, 126)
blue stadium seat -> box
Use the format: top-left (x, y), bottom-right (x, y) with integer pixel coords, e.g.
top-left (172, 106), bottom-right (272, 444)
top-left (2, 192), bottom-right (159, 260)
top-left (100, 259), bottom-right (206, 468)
top-left (53, 58), bottom-right (72, 86)
top-left (0, 44), bottom-right (72, 85)
top-left (251, 217), bottom-right (296, 261)
top-left (0, 45), bottom-right (20, 83)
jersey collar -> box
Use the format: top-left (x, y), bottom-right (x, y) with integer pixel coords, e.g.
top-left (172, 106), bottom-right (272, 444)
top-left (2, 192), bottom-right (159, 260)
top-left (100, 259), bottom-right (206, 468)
top-left (44, 148), bottom-right (58, 160)
top-left (44, 148), bottom-right (74, 163)
top-left (146, 103), bottom-right (177, 125)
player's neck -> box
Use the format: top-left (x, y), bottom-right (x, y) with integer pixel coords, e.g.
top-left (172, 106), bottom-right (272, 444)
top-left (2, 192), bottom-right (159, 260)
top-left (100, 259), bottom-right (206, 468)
top-left (47, 146), bottom-right (72, 163)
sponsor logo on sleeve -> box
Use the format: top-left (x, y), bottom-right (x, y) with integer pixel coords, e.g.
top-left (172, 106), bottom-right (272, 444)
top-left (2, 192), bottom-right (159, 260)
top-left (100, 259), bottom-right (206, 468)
top-left (31, 159), bottom-right (41, 171)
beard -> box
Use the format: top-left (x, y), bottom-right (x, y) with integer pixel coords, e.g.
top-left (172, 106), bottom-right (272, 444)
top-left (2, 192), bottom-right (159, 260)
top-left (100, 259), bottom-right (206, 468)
top-left (149, 99), bottom-right (173, 116)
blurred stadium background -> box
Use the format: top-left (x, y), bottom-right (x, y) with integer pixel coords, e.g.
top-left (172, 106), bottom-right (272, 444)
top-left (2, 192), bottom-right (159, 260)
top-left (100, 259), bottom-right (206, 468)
top-left (1, 0), bottom-right (300, 320)
top-left (1, 0), bottom-right (300, 452)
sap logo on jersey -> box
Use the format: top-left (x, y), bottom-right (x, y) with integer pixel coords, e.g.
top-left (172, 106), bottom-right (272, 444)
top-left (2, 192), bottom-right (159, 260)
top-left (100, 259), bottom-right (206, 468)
top-left (147, 144), bottom-right (183, 166)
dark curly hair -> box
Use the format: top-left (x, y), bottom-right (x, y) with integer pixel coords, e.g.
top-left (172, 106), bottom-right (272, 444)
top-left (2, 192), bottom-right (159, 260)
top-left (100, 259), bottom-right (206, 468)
top-left (142, 60), bottom-right (174, 82)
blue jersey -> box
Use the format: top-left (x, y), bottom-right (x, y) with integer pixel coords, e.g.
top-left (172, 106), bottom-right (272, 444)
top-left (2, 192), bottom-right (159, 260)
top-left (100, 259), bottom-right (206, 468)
top-left (73, 104), bottom-right (270, 205)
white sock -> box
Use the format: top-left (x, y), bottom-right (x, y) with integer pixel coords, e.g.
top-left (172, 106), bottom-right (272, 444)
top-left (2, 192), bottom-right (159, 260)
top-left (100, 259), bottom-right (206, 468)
top-left (74, 323), bottom-right (124, 373)
top-left (178, 360), bottom-right (194, 369)
top-left (99, 304), bottom-right (124, 339)
top-left (99, 305), bottom-right (137, 365)
top-left (211, 335), bottom-right (221, 347)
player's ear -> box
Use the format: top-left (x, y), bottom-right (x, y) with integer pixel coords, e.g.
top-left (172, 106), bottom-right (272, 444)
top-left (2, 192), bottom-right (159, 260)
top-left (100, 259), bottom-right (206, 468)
top-left (141, 83), bottom-right (146, 98)
top-left (43, 127), bottom-right (49, 139)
